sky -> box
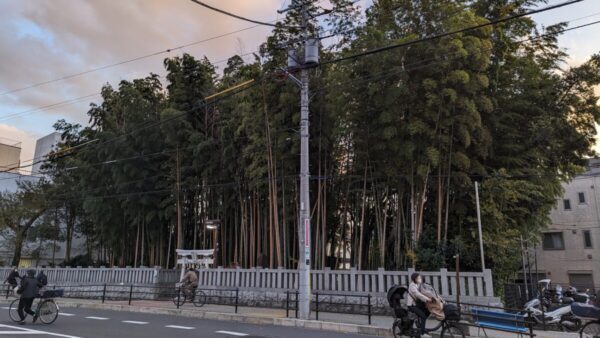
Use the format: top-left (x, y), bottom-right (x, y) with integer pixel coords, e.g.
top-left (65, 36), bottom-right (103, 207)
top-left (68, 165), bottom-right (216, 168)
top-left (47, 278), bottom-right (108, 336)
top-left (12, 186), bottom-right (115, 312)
top-left (0, 0), bottom-right (599, 171)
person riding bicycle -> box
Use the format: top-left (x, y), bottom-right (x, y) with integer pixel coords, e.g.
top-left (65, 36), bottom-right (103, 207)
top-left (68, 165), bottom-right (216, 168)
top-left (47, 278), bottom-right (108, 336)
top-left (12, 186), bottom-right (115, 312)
top-left (3, 267), bottom-right (21, 293)
top-left (180, 267), bottom-right (198, 299)
top-left (407, 272), bottom-right (432, 335)
top-left (36, 269), bottom-right (48, 294)
top-left (16, 269), bottom-right (40, 324)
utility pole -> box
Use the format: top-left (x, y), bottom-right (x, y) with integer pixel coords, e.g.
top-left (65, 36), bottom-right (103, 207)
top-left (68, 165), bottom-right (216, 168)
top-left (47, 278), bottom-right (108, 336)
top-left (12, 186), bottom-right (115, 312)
top-left (279, 0), bottom-right (318, 320)
top-left (475, 181), bottom-right (485, 271)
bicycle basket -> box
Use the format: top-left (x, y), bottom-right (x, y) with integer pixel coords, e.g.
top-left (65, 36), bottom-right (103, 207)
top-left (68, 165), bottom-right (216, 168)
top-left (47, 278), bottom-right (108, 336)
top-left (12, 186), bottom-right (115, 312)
top-left (42, 289), bottom-right (64, 298)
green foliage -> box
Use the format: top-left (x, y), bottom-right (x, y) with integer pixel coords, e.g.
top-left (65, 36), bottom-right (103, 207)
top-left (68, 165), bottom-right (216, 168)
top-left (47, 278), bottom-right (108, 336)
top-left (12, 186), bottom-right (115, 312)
top-left (24, 0), bottom-right (600, 284)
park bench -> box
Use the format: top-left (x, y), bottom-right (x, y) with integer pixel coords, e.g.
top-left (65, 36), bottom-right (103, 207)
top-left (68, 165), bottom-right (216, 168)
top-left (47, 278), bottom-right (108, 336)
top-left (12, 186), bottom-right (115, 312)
top-left (471, 308), bottom-right (534, 338)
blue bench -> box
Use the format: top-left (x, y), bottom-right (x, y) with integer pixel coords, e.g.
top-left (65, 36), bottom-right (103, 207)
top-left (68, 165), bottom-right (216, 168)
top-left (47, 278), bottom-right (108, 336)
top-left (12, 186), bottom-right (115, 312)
top-left (471, 308), bottom-right (532, 337)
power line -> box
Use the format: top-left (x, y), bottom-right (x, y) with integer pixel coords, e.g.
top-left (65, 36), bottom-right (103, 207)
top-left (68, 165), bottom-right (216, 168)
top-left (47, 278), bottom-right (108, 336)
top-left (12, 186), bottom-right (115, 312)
top-left (5, 8), bottom-right (598, 175)
top-left (189, 0), bottom-right (295, 28)
top-left (0, 23), bottom-right (273, 98)
top-left (320, 0), bottom-right (584, 66)
top-left (8, 16), bottom-right (600, 176)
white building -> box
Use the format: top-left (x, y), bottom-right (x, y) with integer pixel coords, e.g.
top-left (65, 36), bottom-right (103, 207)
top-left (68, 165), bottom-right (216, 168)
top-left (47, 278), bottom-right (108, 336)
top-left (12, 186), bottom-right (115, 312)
top-left (0, 132), bottom-right (84, 267)
top-left (535, 159), bottom-right (600, 291)
top-left (31, 132), bottom-right (62, 175)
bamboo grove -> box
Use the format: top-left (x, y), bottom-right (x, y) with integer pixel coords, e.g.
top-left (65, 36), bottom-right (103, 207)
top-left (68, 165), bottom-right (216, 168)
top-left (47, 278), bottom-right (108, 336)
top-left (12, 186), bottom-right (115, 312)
top-left (6, 0), bottom-right (600, 284)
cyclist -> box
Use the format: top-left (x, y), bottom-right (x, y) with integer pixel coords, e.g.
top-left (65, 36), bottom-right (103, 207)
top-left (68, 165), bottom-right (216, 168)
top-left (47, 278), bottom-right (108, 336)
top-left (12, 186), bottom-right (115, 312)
top-left (180, 267), bottom-right (198, 300)
top-left (3, 267), bottom-right (21, 293)
top-left (407, 272), bottom-right (432, 335)
top-left (16, 270), bottom-right (39, 324)
top-left (36, 269), bottom-right (48, 293)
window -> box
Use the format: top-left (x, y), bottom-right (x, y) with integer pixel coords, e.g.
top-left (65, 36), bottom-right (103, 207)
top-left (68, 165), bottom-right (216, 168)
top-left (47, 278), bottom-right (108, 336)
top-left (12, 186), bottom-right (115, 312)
top-left (578, 192), bottom-right (586, 204)
top-left (563, 199), bottom-right (572, 210)
top-left (584, 230), bottom-right (593, 248)
top-left (543, 232), bottom-right (565, 250)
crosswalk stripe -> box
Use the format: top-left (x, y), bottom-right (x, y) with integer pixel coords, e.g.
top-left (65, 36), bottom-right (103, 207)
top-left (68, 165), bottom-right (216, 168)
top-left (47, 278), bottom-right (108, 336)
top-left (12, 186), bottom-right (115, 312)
top-left (165, 325), bottom-right (195, 330)
top-left (122, 320), bottom-right (148, 324)
top-left (216, 330), bottom-right (248, 336)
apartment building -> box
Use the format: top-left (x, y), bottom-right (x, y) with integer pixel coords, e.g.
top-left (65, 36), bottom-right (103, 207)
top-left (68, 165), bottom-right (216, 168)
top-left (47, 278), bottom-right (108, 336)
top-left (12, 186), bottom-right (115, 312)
top-left (535, 159), bottom-right (600, 291)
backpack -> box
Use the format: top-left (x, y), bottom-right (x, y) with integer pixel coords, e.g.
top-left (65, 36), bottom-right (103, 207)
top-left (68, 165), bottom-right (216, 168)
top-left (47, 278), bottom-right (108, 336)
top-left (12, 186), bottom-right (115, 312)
top-left (37, 273), bottom-right (48, 286)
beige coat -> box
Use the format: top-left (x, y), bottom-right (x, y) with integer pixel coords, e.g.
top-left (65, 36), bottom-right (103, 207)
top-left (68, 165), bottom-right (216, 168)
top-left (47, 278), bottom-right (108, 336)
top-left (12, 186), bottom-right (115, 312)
top-left (420, 283), bottom-right (445, 320)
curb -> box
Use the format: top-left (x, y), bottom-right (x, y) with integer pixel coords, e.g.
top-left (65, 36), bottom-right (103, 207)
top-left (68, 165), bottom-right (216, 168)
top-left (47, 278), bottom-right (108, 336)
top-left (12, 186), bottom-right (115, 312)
top-left (58, 301), bottom-right (392, 337)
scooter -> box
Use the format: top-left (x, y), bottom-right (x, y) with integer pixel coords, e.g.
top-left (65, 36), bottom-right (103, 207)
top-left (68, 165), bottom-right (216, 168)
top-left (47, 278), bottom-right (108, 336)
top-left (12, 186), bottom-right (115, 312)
top-left (523, 297), bottom-right (581, 332)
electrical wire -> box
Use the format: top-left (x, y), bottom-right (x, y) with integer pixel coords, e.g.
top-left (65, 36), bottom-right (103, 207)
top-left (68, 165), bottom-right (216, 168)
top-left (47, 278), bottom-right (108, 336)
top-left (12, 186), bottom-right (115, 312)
top-left (7, 16), bottom-right (600, 177)
top-left (4, 3), bottom-right (597, 176)
top-left (189, 0), bottom-right (292, 28)
top-left (0, 22), bottom-right (275, 98)
top-left (320, 0), bottom-right (585, 66)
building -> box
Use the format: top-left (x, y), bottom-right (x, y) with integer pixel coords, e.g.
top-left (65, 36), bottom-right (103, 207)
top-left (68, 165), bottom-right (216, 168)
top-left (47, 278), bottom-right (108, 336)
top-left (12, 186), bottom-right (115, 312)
top-left (534, 159), bottom-right (600, 291)
top-left (0, 137), bottom-right (21, 173)
top-left (31, 132), bottom-right (62, 174)
top-left (0, 132), bottom-right (84, 267)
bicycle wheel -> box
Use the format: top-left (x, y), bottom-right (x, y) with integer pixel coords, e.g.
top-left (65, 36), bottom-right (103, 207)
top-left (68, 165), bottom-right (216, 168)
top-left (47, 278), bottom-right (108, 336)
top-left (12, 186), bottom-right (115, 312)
top-left (581, 321), bottom-right (600, 338)
top-left (172, 290), bottom-right (186, 307)
top-left (38, 300), bottom-right (59, 324)
top-left (8, 298), bottom-right (22, 322)
top-left (440, 322), bottom-right (466, 338)
top-left (192, 290), bottom-right (207, 307)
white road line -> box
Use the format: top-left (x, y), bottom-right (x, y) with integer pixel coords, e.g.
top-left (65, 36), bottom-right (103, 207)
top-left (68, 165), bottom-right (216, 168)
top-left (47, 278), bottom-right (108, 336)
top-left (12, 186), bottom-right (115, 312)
top-left (1, 307), bottom-right (10, 310)
top-left (85, 316), bottom-right (109, 320)
top-left (122, 320), bottom-right (148, 325)
top-left (0, 324), bottom-right (82, 338)
top-left (165, 325), bottom-right (195, 330)
top-left (216, 330), bottom-right (249, 336)
top-left (58, 313), bottom-right (75, 316)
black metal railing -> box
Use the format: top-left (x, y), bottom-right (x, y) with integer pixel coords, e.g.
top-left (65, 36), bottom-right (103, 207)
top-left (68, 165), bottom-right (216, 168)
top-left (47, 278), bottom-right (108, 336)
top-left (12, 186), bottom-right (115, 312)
top-left (285, 290), bottom-right (373, 325)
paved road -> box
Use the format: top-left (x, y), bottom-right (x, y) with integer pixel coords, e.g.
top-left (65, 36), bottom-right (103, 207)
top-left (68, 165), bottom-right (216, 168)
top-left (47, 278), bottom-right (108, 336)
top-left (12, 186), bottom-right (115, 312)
top-left (0, 302), bottom-right (373, 338)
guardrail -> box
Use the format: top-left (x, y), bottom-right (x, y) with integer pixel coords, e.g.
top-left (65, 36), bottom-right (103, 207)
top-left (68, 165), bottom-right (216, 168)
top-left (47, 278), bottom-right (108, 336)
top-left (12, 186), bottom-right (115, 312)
top-left (284, 290), bottom-right (373, 325)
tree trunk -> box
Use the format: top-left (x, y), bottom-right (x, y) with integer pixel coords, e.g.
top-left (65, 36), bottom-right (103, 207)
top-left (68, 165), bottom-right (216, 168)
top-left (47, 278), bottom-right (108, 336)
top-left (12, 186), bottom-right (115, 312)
top-left (11, 229), bottom-right (25, 267)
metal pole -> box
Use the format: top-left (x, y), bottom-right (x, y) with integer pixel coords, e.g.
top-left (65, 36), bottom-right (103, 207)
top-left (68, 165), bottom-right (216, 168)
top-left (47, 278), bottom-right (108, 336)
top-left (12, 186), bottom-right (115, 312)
top-left (368, 294), bottom-right (372, 325)
top-left (297, 5), bottom-right (311, 320)
top-left (454, 254), bottom-right (460, 307)
top-left (520, 236), bottom-right (529, 300)
top-left (102, 283), bottom-right (106, 303)
top-left (475, 181), bottom-right (485, 271)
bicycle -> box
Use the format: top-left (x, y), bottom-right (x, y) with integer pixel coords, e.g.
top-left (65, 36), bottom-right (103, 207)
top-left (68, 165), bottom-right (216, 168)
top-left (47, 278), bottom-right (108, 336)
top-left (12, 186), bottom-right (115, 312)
top-left (580, 319), bottom-right (600, 338)
top-left (392, 311), bottom-right (465, 338)
top-left (172, 284), bottom-right (207, 307)
top-left (8, 289), bottom-right (63, 325)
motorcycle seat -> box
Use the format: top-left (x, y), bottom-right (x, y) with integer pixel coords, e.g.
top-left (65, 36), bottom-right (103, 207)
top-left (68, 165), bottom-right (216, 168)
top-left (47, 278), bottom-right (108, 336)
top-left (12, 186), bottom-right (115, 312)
top-left (572, 302), bottom-right (600, 319)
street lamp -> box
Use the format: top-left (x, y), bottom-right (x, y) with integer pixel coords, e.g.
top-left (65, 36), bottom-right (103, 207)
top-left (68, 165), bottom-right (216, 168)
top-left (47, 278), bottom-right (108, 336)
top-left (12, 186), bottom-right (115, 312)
top-left (205, 220), bottom-right (220, 267)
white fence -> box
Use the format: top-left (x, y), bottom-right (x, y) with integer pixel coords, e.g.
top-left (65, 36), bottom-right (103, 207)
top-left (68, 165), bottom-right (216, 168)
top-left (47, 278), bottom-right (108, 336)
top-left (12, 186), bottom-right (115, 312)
top-left (197, 267), bottom-right (494, 298)
top-left (0, 266), bottom-right (493, 299)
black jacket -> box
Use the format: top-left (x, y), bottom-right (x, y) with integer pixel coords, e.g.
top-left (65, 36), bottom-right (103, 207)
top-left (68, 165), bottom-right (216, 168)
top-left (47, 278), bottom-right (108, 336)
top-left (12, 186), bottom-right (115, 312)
top-left (36, 272), bottom-right (48, 286)
top-left (4, 270), bottom-right (20, 285)
top-left (18, 276), bottom-right (39, 298)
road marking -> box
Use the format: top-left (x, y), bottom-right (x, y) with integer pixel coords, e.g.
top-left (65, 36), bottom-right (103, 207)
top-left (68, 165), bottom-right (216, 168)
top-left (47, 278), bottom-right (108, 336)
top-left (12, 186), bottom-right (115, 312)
top-left (0, 324), bottom-right (82, 338)
top-left (216, 330), bottom-right (248, 336)
top-left (59, 313), bottom-right (75, 316)
top-left (85, 316), bottom-right (109, 320)
top-left (165, 325), bottom-right (195, 330)
top-left (1, 307), bottom-right (10, 310)
top-left (122, 320), bottom-right (148, 325)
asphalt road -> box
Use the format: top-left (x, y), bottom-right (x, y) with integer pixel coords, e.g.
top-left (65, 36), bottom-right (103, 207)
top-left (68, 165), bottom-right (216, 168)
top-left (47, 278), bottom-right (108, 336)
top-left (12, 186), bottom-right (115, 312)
top-left (0, 302), bottom-right (373, 338)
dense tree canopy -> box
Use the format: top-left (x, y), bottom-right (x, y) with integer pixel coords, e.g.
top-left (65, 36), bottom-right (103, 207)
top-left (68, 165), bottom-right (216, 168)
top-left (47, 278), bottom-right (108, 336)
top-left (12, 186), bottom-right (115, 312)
top-left (4, 0), bottom-right (598, 288)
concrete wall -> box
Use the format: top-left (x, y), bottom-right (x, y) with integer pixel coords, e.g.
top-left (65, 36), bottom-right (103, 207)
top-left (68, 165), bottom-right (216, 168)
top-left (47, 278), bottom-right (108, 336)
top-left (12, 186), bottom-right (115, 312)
top-left (0, 140), bottom-right (21, 173)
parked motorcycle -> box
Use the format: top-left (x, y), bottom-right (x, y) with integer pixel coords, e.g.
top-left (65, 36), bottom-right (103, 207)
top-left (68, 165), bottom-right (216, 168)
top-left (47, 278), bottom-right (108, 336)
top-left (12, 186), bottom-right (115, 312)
top-left (522, 297), bottom-right (582, 332)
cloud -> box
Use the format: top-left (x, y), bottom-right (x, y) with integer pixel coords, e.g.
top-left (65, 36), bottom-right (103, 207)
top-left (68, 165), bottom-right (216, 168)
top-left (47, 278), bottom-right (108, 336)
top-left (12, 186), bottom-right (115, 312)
top-left (0, 0), bottom-right (280, 128)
